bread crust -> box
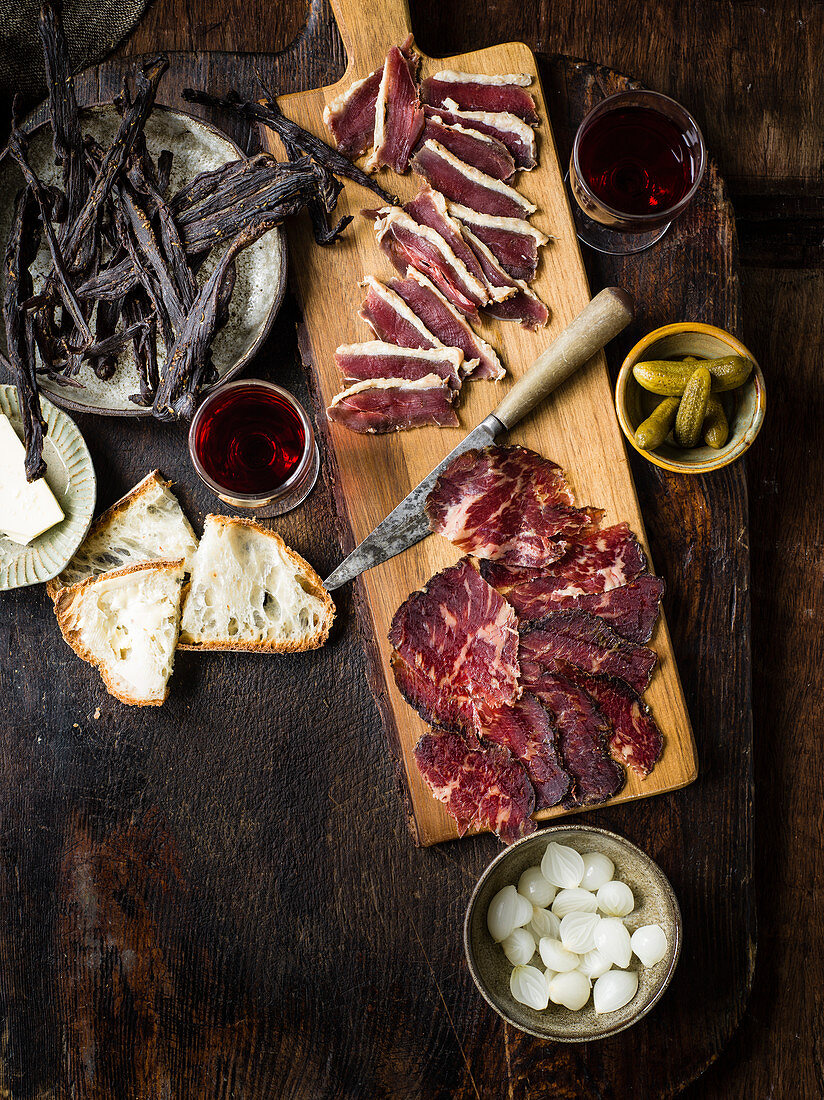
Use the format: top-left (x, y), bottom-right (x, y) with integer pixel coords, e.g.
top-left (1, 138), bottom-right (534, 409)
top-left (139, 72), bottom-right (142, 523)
top-left (46, 470), bottom-right (185, 602)
top-left (178, 515), bottom-right (335, 653)
top-left (54, 559), bottom-right (185, 706)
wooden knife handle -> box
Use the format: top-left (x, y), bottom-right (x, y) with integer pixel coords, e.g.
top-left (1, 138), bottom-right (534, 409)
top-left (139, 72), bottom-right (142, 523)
top-left (491, 287), bottom-right (635, 431)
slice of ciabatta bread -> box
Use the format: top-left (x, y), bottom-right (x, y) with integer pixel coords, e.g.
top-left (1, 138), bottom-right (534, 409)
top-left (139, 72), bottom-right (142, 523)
top-left (179, 515), bottom-right (335, 652)
top-left (47, 470), bottom-right (198, 600)
top-left (54, 560), bottom-right (185, 706)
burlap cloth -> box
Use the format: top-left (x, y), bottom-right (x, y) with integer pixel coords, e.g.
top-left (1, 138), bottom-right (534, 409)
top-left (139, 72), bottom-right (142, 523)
top-left (0, 0), bottom-right (151, 98)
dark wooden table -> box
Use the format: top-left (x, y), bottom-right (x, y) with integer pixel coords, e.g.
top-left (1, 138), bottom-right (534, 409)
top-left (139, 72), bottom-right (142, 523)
top-left (2, 1), bottom-right (821, 1097)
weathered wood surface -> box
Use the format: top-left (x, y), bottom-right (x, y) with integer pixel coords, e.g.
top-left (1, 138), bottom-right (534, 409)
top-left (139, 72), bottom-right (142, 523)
top-left (0, 3), bottom-right (762, 1097)
top-left (260, 0), bottom-right (696, 846)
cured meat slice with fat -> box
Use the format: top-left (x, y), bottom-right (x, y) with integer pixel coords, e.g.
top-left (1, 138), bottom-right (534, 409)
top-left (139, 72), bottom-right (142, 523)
top-left (422, 71), bottom-right (539, 124)
top-left (390, 268), bottom-right (505, 381)
top-left (411, 140), bottom-right (537, 219)
top-left (391, 650), bottom-right (475, 732)
top-left (547, 575), bottom-right (665, 644)
top-left (482, 523), bottom-right (648, 602)
top-left (327, 374), bottom-right (458, 433)
top-left (323, 69), bottom-right (383, 157)
top-left (448, 202), bottom-right (548, 281)
top-left (375, 207), bottom-right (488, 315)
top-left (366, 43), bottom-right (424, 173)
top-left (459, 223), bottom-right (550, 329)
top-left (426, 444), bottom-right (600, 567)
top-left (389, 558), bottom-right (521, 708)
top-left (416, 116), bottom-right (516, 180)
top-left (414, 728), bottom-right (536, 843)
top-left (559, 665), bottom-right (664, 778)
top-left (474, 694), bottom-right (570, 809)
top-left (334, 341), bottom-right (465, 389)
top-left (358, 274), bottom-right (449, 351)
top-left (524, 669), bottom-right (625, 806)
top-left (519, 610), bottom-right (657, 695)
top-left (426, 102), bottom-right (537, 170)
top-left (403, 185), bottom-right (512, 303)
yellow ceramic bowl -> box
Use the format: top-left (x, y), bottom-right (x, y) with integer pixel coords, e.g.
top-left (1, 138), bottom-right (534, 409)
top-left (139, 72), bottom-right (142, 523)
top-left (616, 323), bottom-right (766, 474)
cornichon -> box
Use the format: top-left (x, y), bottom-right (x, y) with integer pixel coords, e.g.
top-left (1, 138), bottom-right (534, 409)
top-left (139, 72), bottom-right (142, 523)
top-left (703, 396), bottom-right (730, 448)
top-left (633, 355), bottom-right (753, 395)
top-left (675, 366), bottom-right (712, 447)
top-left (635, 396), bottom-right (680, 451)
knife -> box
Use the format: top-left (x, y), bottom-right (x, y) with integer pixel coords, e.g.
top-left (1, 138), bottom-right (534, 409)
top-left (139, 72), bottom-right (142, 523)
top-left (323, 286), bottom-right (634, 590)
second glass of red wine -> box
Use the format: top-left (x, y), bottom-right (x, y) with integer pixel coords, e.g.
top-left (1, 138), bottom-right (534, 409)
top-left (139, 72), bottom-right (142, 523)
top-left (568, 90), bottom-right (706, 255)
top-left (188, 380), bottom-right (319, 516)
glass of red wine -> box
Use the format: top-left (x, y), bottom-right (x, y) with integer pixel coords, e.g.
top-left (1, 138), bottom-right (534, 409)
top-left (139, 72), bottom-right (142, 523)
top-left (568, 90), bottom-right (706, 255)
top-left (189, 379), bottom-right (319, 516)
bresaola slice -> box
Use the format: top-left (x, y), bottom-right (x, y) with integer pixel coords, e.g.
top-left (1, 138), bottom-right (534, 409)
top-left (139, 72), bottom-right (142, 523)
top-left (421, 71), bottom-right (539, 124)
top-left (426, 101), bottom-right (537, 170)
top-left (390, 268), bottom-right (505, 381)
top-left (426, 444), bottom-right (598, 567)
top-left (448, 202), bottom-right (549, 281)
top-left (411, 139), bottom-right (536, 218)
top-left (548, 576), bottom-right (665, 644)
top-left (366, 43), bottom-right (424, 173)
top-left (416, 115), bottom-right (515, 180)
top-left (414, 728), bottom-right (536, 843)
top-left (519, 610), bottom-right (657, 695)
top-left (474, 694), bottom-right (570, 809)
top-left (327, 374), bottom-right (458, 433)
top-left (334, 341), bottom-right (465, 389)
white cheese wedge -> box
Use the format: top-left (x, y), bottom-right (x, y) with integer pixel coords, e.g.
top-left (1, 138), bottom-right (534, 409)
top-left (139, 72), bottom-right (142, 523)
top-left (0, 413), bottom-right (64, 545)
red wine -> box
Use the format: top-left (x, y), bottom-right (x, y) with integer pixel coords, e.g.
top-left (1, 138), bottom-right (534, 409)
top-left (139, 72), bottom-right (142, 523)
top-left (577, 106), bottom-right (698, 216)
top-left (194, 384), bottom-right (305, 496)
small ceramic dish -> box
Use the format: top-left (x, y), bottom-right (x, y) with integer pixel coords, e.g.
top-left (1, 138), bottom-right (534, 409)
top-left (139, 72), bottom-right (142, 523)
top-left (0, 105), bottom-right (287, 417)
top-left (0, 385), bottom-right (95, 589)
top-left (463, 825), bottom-right (682, 1041)
top-left (615, 322), bottom-right (765, 474)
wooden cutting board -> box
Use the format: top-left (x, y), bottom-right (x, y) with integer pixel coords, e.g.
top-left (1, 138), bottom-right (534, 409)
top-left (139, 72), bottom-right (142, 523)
top-left (261, 0), bottom-right (698, 845)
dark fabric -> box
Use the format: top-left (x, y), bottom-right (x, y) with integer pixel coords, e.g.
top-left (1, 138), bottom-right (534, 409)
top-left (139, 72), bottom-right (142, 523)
top-left (0, 0), bottom-right (151, 97)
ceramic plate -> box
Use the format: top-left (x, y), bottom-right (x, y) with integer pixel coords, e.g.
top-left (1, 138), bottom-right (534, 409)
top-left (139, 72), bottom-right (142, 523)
top-left (0, 105), bottom-right (287, 416)
top-left (0, 385), bottom-right (95, 589)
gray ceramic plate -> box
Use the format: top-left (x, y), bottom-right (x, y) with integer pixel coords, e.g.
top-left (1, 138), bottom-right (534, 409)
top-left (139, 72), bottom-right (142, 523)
top-left (0, 385), bottom-right (95, 589)
top-left (464, 825), bottom-right (682, 1041)
top-left (0, 105), bottom-right (287, 416)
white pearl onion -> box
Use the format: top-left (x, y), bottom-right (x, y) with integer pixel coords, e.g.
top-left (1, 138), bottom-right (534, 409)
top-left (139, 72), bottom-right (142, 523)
top-left (510, 965), bottom-right (549, 1010)
top-left (560, 911), bottom-right (600, 954)
top-left (538, 937), bottom-right (579, 973)
top-left (593, 969), bottom-right (638, 1014)
top-left (578, 948), bottom-right (613, 980)
top-left (529, 906), bottom-right (561, 942)
top-left (631, 924), bottom-right (668, 967)
top-left (596, 880), bottom-right (635, 918)
top-left (487, 885), bottom-right (521, 942)
top-left (541, 842), bottom-right (585, 889)
top-left (513, 891), bottom-right (535, 928)
top-left (548, 969), bottom-right (591, 1011)
top-left (552, 888), bottom-right (598, 918)
top-left (594, 917), bottom-right (633, 968)
top-left (581, 851), bottom-right (615, 891)
top-left (502, 927), bottom-right (537, 966)
top-left (518, 865), bottom-right (556, 908)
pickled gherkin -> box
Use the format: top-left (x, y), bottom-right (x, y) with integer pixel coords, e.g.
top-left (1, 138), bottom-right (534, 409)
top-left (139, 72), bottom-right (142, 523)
top-left (675, 367), bottom-right (712, 447)
top-left (703, 396), bottom-right (730, 448)
top-left (635, 397), bottom-right (680, 451)
top-left (633, 355), bottom-right (753, 396)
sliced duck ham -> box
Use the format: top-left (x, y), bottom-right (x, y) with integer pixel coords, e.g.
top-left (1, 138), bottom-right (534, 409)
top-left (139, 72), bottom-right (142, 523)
top-left (358, 275), bottom-right (447, 352)
top-left (426, 101), bottom-right (537, 170)
top-left (403, 184), bottom-right (512, 303)
top-left (426, 444), bottom-right (599, 568)
top-left (366, 43), bottom-right (425, 173)
top-left (327, 374), bottom-right (458, 433)
top-left (390, 268), bottom-right (505, 381)
top-left (411, 139), bottom-right (536, 219)
top-left (459, 223), bottom-right (550, 329)
top-left (448, 202), bottom-right (549, 281)
top-left (323, 69), bottom-right (383, 158)
top-left (422, 71), bottom-right (539, 124)
top-left (334, 341), bottom-right (465, 389)
top-left (375, 207), bottom-right (488, 316)
top-left (414, 728), bottom-right (536, 843)
top-left (416, 115), bottom-right (515, 180)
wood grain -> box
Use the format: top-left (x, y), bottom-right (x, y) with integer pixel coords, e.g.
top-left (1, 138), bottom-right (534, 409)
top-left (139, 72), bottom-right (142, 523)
top-left (266, 0), bottom-right (697, 846)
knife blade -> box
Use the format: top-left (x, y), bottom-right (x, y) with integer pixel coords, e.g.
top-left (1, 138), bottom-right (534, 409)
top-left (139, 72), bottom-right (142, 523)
top-left (323, 286), bottom-right (634, 590)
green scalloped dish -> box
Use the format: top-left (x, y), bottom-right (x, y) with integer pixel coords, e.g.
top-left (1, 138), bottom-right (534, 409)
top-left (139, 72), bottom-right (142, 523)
top-left (0, 385), bottom-right (96, 589)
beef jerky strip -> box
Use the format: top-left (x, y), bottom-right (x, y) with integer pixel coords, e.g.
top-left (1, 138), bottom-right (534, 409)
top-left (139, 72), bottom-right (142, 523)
top-left (172, 155), bottom-right (307, 225)
top-left (3, 188), bottom-right (46, 480)
top-left (152, 216), bottom-right (281, 421)
top-left (108, 186), bottom-right (174, 349)
top-left (61, 54), bottom-right (169, 271)
top-left (88, 299), bottom-right (122, 379)
top-left (279, 127), bottom-right (352, 245)
top-left (123, 291), bottom-right (159, 404)
top-left (7, 124), bottom-right (93, 348)
top-left (75, 253), bottom-right (136, 301)
top-left (114, 182), bottom-right (186, 335)
top-left (181, 86), bottom-right (398, 206)
top-left (125, 159), bottom-right (196, 309)
top-left (156, 150), bottom-right (173, 196)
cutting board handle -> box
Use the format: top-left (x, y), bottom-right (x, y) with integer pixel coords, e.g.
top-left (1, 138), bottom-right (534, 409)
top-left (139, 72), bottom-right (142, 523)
top-left (330, 0), bottom-right (414, 75)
